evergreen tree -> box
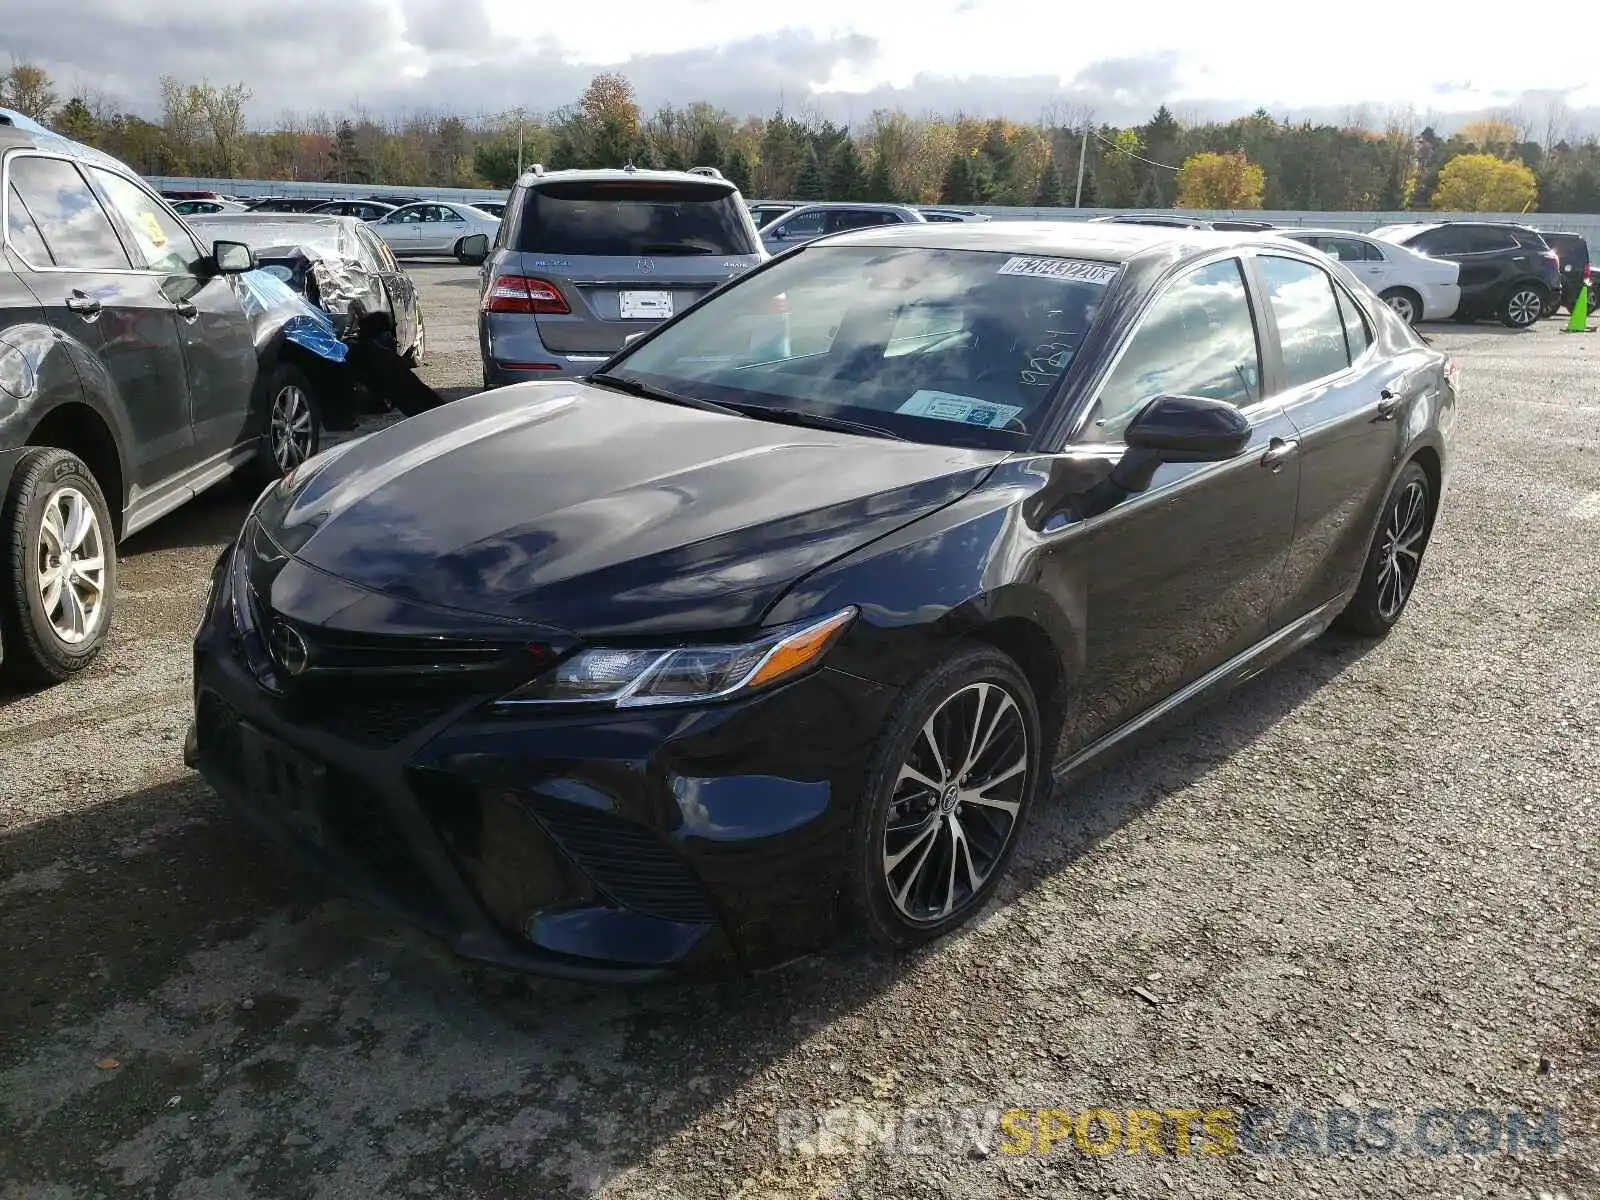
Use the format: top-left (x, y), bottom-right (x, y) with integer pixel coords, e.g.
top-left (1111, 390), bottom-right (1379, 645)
top-left (1033, 156), bottom-right (1065, 206)
top-left (55, 97), bottom-right (97, 141)
top-left (661, 144), bottom-right (689, 171)
top-left (939, 153), bottom-right (992, 205)
top-left (692, 129), bottom-right (724, 171)
top-left (723, 148), bottom-right (753, 193)
top-left (547, 134), bottom-right (581, 171)
top-left (863, 153), bottom-right (896, 202)
top-left (1077, 163), bottom-right (1099, 206)
top-left (793, 146), bottom-right (826, 200)
top-left (829, 137), bottom-right (866, 200)
top-left (978, 119), bottom-right (1020, 203)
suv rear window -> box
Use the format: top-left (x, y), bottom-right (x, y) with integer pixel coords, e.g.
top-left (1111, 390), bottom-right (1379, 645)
top-left (514, 180), bottom-right (757, 257)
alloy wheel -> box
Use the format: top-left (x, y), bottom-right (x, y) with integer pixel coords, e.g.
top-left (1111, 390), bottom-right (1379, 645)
top-left (1376, 479), bottom-right (1428, 620)
top-left (35, 486), bottom-right (107, 645)
top-left (882, 681), bottom-right (1031, 924)
top-left (1506, 289), bottom-right (1542, 327)
top-left (270, 384), bottom-right (314, 472)
top-left (1385, 293), bottom-right (1417, 323)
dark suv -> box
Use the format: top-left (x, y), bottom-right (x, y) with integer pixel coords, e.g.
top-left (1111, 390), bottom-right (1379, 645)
top-left (1371, 221), bottom-right (1561, 328)
top-left (478, 165), bottom-right (765, 387)
top-left (1, 119), bottom-right (356, 684)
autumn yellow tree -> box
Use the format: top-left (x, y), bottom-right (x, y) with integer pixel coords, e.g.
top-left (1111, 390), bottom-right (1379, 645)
top-left (1175, 151), bottom-right (1265, 208)
top-left (1432, 153), bottom-right (1538, 211)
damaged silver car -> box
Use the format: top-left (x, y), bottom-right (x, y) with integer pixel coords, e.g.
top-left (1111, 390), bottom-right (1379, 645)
top-left (188, 212), bottom-right (426, 365)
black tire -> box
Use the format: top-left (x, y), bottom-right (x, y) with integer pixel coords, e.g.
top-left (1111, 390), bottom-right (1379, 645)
top-left (1379, 287), bottom-right (1422, 325)
top-left (1501, 284), bottom-right (1546, 329)
top-left (1334, 461), bottom-right (1433, 638)
top-left (243, 361), bottom-right (323, 489)
top-left (0, 447), bottom-right (117, 686)
top-left (845, 643), bottom-right (1044, 951)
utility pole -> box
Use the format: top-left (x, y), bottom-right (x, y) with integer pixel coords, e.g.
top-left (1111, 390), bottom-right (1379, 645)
top-left (516, 107), bottom-right (525, 177)
top-left (1074, 120), bottom-right (1089, 208)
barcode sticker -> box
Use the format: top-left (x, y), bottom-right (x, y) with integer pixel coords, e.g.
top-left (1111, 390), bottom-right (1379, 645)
top-left (997, 256), bottom-right (1119, 285)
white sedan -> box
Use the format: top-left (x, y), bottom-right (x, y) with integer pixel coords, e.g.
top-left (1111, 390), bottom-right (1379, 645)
top-left (1273, 228), bottom-right (1460, 323)
top-left (373, 202), bottom-right (501, 264)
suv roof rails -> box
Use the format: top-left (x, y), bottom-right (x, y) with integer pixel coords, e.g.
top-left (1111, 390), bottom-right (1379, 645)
top-left (688, 165), bottom-right (724, 179)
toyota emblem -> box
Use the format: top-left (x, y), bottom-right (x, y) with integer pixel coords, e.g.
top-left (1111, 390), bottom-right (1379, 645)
top-left (269, 621), bottom-right (310, 677)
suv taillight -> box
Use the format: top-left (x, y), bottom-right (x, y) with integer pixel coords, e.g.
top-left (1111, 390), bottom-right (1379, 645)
top-left (482, 275), bottom-right (570, 315)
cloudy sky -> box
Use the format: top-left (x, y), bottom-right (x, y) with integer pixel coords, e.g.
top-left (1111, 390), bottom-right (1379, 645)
top-left (10, 0), bottom-right (1600, 134)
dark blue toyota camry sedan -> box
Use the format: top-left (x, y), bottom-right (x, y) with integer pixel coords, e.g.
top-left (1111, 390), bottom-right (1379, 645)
top-left (187, 221), bottom-right (1457, 981)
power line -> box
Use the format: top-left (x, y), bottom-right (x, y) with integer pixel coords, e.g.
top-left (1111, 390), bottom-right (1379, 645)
top-left (1095, 130), bottom-right (1181, 172)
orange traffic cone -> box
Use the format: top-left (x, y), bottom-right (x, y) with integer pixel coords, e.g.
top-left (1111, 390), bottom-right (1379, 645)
top-left (1566, 267), bottom-right (1596, 333)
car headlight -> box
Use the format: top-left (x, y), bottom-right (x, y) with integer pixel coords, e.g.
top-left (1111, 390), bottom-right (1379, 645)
top-left (497, 607), bottom-right (857, 709)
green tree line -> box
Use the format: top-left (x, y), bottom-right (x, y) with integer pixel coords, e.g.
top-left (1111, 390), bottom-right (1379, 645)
top-left (4, 62), bottom-right (1597, 212)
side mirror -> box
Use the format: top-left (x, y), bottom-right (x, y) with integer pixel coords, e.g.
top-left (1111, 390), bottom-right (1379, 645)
top-left (459, 233), bottom-right (490, 260)
top-left (1109, 394), bottom-right (1252, 494)
top-left (212, 241), bottom-right (255, 274)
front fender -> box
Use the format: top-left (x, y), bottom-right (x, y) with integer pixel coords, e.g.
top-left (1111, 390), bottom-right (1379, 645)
top-left (764, 457), bottom-right (1085, 693)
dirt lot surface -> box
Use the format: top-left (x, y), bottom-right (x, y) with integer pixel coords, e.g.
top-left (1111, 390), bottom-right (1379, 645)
top-left (2, 263), bottom-right (1597, 1199)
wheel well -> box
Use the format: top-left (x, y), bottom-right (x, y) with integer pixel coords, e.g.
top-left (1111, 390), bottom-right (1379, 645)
top-left (1381, 285), bottom-right (1421, 305)
top-left (970, 617), bottom-right (1067, 745)
top-left (27, 404), bottom-right (125, 535)
top-left (1409, 446), bottom-right (1442, 534)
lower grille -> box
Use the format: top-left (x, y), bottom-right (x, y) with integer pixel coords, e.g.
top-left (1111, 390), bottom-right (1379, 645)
top-left (523, 794), bottom-right (717, 923)
top-left (320, 770), bottom-right (450, 922)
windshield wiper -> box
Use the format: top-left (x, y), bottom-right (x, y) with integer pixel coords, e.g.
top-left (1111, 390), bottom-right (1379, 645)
top-left (587, 372), bottom-right (744, 417)
top-left (723, 403), bottom-right (906, 442)
top-left (637, 242), bottom-right (716, 255)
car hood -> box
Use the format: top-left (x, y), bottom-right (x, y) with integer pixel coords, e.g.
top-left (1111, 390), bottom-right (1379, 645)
top-left (260, 382), bottom-right (1006, 636)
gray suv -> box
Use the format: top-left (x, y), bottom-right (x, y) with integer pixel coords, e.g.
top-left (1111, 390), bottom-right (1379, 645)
top-left (478, 165), bottom-right (765, 387)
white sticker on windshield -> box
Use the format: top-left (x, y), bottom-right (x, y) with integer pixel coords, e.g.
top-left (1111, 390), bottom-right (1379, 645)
top-left (897, 390), bottom-right (1022, 429)
top-left (997, 256), bottom-right (1119, 285)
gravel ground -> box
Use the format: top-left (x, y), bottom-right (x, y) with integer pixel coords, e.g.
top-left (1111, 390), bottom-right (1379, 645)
top-left (0, 267), bottom-right (1596, 1200)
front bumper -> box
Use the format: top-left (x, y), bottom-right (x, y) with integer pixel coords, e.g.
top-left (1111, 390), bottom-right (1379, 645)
top-left (188, 547), bottom-right (897, 980)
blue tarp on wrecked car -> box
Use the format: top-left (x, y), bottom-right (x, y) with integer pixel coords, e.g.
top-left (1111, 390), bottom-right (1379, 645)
top-left (234, 268), bottom-right (349, 364)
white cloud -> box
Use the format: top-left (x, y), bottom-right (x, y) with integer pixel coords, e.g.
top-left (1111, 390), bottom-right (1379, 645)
top-left (7, 0), bottom-right (1598, 128)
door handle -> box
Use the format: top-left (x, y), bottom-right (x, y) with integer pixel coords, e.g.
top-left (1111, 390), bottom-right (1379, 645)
top-left (65, 291), bottom-right (101, 318)
top-left (1375, 389), bottom-right (1400, 421)
top-left (173, 300), bottom-right (198, 320)
top-left (1260, 438), bottom-right (1299, 471)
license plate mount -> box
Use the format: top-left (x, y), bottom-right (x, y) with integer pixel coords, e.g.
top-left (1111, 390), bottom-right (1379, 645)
top-left (619, 290), bottom-right (673, 320)
top-left (239, 722), bottom-right (328, 848)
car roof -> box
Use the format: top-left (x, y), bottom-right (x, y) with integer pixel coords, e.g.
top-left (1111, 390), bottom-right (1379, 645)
top-left (1276, 227), bottom-right (1377, 238)
top-left (516, 166), bottom-right (740, 191)
top-left (810, 219), bottom-right (1289, 263)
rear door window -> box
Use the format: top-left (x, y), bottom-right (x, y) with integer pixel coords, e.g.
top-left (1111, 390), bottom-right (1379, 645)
top-left (1258, 255), bottom-right (1351, 389)
top-left (516, 180), bottom-right (758, 256)
top-left (8, 156), bottom-right (132, 270)
top-left (5, 183), bottom-right (54, 264)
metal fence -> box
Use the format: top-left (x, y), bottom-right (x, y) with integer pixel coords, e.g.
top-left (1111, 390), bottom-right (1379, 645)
top-left (145, 174), bottom-right (1600, 244)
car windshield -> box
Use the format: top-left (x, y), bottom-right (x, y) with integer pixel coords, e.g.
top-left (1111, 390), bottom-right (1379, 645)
top-left (515, 180), bottom-right (757, 256)
top-left (609, 244), bottom-right (1119, 450)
